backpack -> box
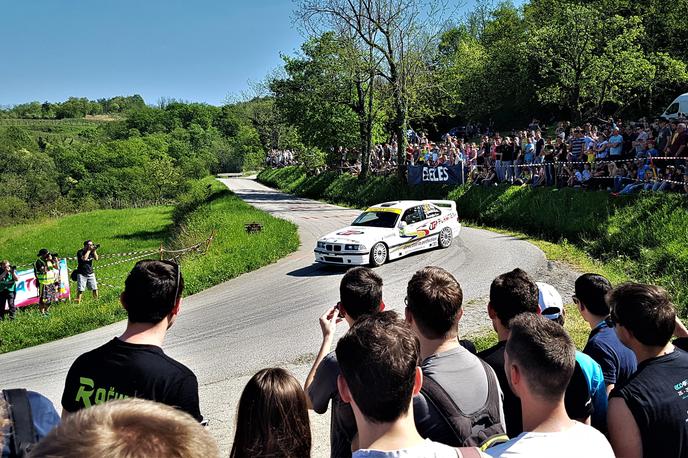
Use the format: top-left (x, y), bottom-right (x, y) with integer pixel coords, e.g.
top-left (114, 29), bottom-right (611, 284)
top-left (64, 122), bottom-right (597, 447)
top-left (2, 389), bottom-right (38, 458)
top-left (420, 359), bottom-right (507, 449)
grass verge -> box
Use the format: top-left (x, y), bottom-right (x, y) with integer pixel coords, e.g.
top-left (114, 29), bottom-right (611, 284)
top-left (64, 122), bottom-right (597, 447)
top-left (0, 177), bottom-right (298, 353)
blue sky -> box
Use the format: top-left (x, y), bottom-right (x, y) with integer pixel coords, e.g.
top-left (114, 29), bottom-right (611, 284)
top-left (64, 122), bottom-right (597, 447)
top-left (0, 0), bottom-right (511, 107)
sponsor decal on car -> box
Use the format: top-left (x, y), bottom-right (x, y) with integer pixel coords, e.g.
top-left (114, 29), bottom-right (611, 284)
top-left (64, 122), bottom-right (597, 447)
top-left (366, 207), bottom-right (402, 214)
top-left (336, 230), bottom-right (365, 236)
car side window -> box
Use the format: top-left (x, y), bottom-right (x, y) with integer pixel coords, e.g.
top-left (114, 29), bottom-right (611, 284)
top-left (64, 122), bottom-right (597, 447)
top-left (666, 103), bottom-right (679, 115)
top-left (402, 206), bottom-right (423, 224)
top-left (425, 205), bottom-right (441, 219)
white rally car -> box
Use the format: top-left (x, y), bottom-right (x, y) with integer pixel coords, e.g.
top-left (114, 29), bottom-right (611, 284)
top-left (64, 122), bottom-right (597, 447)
top-left (314, 200), bottom-right (461, 266)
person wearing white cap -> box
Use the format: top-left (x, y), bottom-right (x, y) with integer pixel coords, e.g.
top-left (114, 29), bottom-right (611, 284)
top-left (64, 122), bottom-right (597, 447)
top-left (536, 282), bottom-right (608, 432)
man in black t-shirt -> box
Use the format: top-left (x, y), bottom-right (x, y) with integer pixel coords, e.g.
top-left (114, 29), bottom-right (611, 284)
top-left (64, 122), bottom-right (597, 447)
top-left (75, 240), bottom-right (99, 304)
top-left (607, 283), bottom-right (688, 458)
top-left (477, 268), bottom-right (540, 437)
top-left (61, 260), bottom-right (202, 422)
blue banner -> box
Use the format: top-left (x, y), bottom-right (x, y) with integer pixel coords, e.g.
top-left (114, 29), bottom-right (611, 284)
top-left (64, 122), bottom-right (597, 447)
top-left (407, 164), bottom-right (465, 186)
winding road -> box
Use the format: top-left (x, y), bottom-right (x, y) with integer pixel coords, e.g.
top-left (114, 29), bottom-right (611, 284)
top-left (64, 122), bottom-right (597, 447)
top-left (0, 177), bottom-right (548, 456)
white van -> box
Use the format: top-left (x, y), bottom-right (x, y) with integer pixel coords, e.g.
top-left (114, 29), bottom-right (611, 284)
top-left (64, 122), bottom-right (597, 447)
top-left (661, 93), bottom-right (688, 120)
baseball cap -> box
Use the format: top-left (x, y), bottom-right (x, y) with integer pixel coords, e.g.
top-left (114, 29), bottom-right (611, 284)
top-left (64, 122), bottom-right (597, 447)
top-left (537, 282), bottom-right (563, 320)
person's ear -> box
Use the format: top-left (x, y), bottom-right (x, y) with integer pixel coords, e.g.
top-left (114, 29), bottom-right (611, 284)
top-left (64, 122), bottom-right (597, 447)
top-left (404, 307), bottom-right (413, 324)
top-left (119, 292), bottom-right (128, 311)
top-left (337, 375), bottom-right (352, 404)
top-left (171, 297), bottom-right (181, 316)
top-left (487, 302), bottom-right (496, 319)
top-left (457, 307), bottom-right (464, 322)
top-left (412, 366), bottom-right (423, 396)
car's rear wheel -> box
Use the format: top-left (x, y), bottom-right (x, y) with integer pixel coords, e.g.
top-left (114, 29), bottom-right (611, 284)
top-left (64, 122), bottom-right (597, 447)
top-left (439, 227), bottom-right (453, 248)
top-left (369, 242), bottom-right (388, 267)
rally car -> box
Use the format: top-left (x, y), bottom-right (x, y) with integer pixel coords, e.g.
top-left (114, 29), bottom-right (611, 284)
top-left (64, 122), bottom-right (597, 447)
top-left (314, 200), bottom-right (461, 266)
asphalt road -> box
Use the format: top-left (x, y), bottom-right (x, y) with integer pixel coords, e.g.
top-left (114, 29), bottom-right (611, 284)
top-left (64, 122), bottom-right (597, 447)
top-left (0, 177), bottom-right (548, 456)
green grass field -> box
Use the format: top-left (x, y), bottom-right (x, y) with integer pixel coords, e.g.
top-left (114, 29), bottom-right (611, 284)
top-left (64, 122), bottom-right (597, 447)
top-left (0, 178), bottom-right (299, 353)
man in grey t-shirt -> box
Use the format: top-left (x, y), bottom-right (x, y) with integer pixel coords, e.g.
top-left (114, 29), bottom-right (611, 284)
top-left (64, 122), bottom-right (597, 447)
top-left (405, 267), bottom-right (505, 446)
top-left (305, 267), bottom-right (385, 457)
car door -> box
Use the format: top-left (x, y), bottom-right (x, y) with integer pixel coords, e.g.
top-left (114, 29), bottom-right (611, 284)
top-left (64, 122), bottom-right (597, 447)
top-left (397, 206), bottom-right (427, 251)
top-left (422, 204), bottom-right (443, 237)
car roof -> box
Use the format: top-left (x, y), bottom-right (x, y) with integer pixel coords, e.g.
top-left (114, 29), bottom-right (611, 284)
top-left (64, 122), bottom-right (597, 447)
top-left (367, 200), bottom-right (434, 211)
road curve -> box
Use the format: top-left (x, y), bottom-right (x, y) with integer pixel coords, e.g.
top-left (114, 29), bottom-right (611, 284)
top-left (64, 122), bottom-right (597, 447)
top-left (0, 177), bottom-right (546, 455)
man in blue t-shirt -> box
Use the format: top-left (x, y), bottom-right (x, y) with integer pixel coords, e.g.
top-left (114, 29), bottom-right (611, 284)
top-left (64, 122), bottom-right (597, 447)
top-left (608, 128), bottom-right (624, 157)
top-left (574, 274), bottom-right (637, 394)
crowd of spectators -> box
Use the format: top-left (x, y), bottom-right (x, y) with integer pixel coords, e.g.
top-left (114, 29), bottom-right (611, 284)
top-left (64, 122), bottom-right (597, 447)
top-left (275, 117), bottom-right (688, 194)
top-left (3, 260), bottom-right (687, 457)
top-left (265, 149), bottom-right (297, 168)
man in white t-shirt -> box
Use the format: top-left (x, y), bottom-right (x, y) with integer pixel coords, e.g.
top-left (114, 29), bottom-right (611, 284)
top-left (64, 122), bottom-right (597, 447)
top-left (336, 312), bottom-right (483, 458)
top-left (483, 314), bottom-right (614, 457)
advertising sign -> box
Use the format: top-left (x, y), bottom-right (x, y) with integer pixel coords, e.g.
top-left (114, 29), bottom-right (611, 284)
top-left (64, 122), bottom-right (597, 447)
top-left (407, 164), bottom-right (465, 185)
top-left (13, 258), bottom-right (70, 308)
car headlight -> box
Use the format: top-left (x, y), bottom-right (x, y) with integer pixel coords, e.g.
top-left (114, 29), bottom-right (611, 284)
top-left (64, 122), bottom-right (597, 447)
top-left (317, 242), bottom-right (326, 249)
top-left (345, 244), bottom-right (367, 251)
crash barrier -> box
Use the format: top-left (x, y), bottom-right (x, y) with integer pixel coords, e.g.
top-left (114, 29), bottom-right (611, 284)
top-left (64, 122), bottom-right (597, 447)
top-left (10, 231), bottom-right (215, 307)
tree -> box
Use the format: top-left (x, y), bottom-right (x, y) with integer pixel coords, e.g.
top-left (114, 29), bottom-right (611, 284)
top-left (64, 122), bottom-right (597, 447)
top-left (297, 0), bottom-right (444, 178)
top-left (525, 3), bottom-right (680, 122)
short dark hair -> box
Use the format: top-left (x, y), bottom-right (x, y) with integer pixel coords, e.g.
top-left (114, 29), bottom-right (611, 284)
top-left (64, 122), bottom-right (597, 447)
top-left (489, 268), bottom-right (539, 328)
top-left (506, 314), bottom-right (575, 401)
top-left (122, 260), bottom-right (184, 324)
top-left (339, 267), bottom-right (383, 320)
top-left (608, 283), bottom-right (675, 347)
top-left (406, 266), bottom-right (463, 339)
top-left (574, 273), bottom-right (612, 316)
top-left (336, 311), bottom-right (419, 423)
top-left (84, 240), bottom-right (92, 247)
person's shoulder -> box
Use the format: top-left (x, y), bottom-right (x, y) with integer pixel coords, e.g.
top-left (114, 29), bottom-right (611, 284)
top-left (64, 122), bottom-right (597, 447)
top-left (570, 422), bottom-right (615, 454)
top-left (477, 341), bottom-right (505, 361)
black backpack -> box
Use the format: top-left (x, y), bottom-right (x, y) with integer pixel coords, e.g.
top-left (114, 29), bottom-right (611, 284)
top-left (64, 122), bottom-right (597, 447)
top-left (2, 389), bottom-right (38, 458)
top-left (420, 359), bottom-right (507, 449)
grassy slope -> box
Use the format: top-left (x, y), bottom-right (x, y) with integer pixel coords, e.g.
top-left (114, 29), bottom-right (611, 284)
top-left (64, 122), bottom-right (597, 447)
top-left (0, 178), bottom-right (298, 353)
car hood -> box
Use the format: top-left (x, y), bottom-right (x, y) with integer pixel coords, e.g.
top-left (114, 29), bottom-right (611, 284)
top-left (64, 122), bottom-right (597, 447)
top-left (318, 226), bottom-right (391, 244)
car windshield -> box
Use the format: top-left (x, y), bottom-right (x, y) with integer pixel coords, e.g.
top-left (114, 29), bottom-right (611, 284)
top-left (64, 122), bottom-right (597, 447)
top-left (351, 211), bottom-right (399, 228)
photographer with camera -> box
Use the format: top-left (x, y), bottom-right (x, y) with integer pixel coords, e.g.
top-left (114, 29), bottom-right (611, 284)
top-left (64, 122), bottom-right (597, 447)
top-left (76, 240), bottom-right (100, 304)
top-left (0, 260), bottom-right (19, 321)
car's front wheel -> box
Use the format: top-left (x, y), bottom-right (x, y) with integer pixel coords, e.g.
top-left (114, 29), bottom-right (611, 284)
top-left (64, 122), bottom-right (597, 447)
top-left (369, 242), bottom-right (388, 267)
top-left (438, 227), bottom-right (453, 248)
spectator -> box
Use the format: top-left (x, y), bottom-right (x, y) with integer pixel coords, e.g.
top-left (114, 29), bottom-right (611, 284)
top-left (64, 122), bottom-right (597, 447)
top-left (305, 267), bottom-right (384, 458)
top-left (30, 399), bottom-right (218, 458)
top-left (574, 274), bottom-right (637, 395)
top-left (405, 267), bottom-right (505, 446)
top-left (61, 260), bottom-right (203, 422)
top-left (568, 129), bottom-right (585, 161)
top-left (536, 282), bottom-right (607, 431)
top-left (335, 311), bottom-right (463, 457)
top-left (607, 284), bottom-right (688, 458)
top-left (477, 268), bottom-right (539, 437)
top-left (76, 240), bottom-right (99, 304)
top-left (0, 261), bottom-right (18, 321)
top-left (668, 122), bottom-right (688, 158)
top-left (656, 118), bottom-right (673, 153)
top-left (1, 389), bottom-right (60, 457)
top-left (483, 314), bottom-right (614, 457)
top-left (33, 249), bottom-right (59, 317)
top-left (230, 368), bottom-right (311, 458)
top-left (608, 128), bottom-right (624, 158)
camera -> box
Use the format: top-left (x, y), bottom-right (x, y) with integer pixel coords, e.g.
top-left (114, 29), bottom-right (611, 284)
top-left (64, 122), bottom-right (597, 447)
top-left (95, 244), bottom-right (101, 249)
top-left (10, 265), bottom-right (16, 271)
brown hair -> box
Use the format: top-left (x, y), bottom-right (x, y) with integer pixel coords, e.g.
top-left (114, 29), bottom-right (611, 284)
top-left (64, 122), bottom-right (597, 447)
top-left (489, 268), bottom-right (539, 328)
top-left (336, 311), bottom-right (420, 423)
top-left (28, 398), bottom-right (219, 458)
top-left (406, 266), bottom-right (463, 339)
top-left (339, 266), bottom-right (383, 320)
top-left (506, 314), bottom-right (576, 402)
top-left (230, 368), bottom-right (311, 458)
top-left (608, 283), bottom-right (676, 347)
